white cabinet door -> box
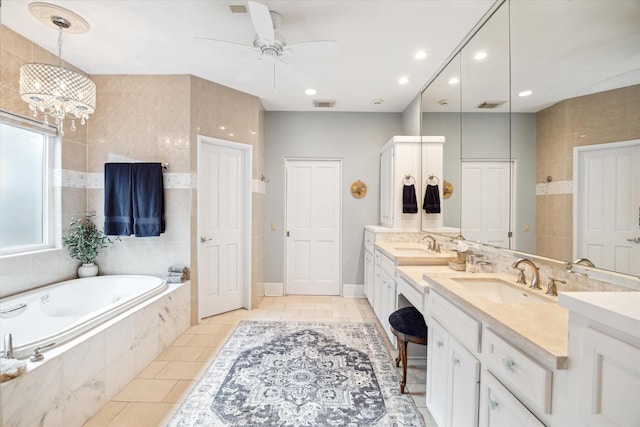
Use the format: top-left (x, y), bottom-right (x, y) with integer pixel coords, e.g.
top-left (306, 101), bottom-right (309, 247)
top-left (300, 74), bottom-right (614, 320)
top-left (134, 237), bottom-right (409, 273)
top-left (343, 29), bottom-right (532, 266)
top-left (450, 339), bottom-right (480, 427)
top-left (577, 327), bottom-right (640, 427)
top-left (373, 265), bottom-right (382, 318)
top-left (480, 371), bottom-right (545, 427)
top-left (380, 146), bottom-right (394, 226)
top-left (427, 320), bottom-right (451, 427)
top-left (379, 268), bottom-right (396, 343)
top-left (364, 250), bottom-right (374, 305)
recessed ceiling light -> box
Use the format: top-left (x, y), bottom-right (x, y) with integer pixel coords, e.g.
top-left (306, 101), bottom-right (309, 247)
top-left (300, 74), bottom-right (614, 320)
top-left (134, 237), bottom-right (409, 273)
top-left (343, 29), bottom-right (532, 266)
top-left (414, 50), bottom-right (428, 60)
top-left (304, 88), bottom-right (317, 96)
top-left (398, 76), bottom-right (409, 85)
top-left (474, 51), bottom-right (488, 60)
top-left (220, 126), bottom-right (226, 130)
top-left (518, 90), bottom-right (533, 97)
top-left (448, 77), bottom-right (460, 85)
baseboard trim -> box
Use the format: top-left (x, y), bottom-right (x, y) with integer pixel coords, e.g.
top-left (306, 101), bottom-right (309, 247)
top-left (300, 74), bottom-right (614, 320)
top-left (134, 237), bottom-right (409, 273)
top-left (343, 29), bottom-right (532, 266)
top-left (343, 283), bottom-right (365, 298)
top-left (264, 282), bottom-right (284, 296)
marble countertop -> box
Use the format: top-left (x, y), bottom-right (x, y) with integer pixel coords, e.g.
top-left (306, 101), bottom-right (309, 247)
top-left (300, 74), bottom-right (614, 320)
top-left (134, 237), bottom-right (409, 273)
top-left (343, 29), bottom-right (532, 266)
top-left (395, 265), bottom-right (570, 370)
top-left (559, 292), bottom-right (640, 339)
top-left (374, 242), bottom-right (454, 266)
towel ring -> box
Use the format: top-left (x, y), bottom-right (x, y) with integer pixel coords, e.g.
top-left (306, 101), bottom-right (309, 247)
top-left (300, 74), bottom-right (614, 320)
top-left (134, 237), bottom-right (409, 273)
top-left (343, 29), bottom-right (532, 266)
top-left (403, 174), bottom-right (415, 185)
top-left (428, 174), bottom-right (440, 185)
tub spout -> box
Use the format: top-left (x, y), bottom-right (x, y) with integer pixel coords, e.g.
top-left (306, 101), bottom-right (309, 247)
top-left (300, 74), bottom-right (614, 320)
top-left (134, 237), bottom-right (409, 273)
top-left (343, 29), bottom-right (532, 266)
top-left (3, 333), bottom-right (14, 359)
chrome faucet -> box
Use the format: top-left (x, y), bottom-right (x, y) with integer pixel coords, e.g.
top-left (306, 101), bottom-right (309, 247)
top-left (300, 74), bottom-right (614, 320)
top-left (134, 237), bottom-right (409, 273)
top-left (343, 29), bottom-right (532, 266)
top-left (3, 334), bottom-right (14, 359)
top-left (422, 234), bottom-right (436, 251)
top-left (512, 258), bottom-right (541, 290)
top-left (573, 258), bottom-right (595, 267)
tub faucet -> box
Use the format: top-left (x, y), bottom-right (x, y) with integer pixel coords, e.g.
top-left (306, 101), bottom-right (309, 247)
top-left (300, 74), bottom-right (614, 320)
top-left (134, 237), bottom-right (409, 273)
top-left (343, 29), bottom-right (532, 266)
top-left (3, 334), bottom-right (14, 359)
top-left (422, 234), bottom-right (436, 251)
top-left (512, 258), bottom-right (541, 290)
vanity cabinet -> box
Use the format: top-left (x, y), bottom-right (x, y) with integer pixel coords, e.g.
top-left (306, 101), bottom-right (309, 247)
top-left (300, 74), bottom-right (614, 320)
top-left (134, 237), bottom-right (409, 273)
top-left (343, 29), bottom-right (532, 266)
top-left (364, 250), bottom-right (374, 303)
top-left (479, 371), bottom-right (545, 427)
top-left (427, 291), bottom-right (481, 427)
top-left (373, 249), bottom-right (397, 343)
top-left (560, 292), bottom-right (640, 427)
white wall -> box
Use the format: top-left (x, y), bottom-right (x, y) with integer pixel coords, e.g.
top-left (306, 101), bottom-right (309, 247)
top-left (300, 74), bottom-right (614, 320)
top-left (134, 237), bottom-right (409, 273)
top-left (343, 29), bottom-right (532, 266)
top-left (264, 112), bottom-right (403, 286)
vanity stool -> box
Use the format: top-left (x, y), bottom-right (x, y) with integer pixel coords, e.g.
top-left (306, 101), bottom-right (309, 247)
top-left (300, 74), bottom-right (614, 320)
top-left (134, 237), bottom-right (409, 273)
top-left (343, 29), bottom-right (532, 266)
top-left (388, 306), bottom-right (427, 394)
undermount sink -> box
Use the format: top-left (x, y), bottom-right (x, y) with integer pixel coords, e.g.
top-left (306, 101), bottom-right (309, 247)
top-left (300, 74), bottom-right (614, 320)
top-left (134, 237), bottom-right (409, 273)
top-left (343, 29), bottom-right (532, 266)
top-left (391, 246), bottom-right (432, 255)
top-left (451, 277), bottom-right (554, 304)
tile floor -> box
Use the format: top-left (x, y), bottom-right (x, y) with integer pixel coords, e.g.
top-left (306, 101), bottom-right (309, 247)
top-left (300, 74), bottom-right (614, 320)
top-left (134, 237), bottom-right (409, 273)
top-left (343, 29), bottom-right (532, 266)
top-left (83, 296), bottom-right (438, 426)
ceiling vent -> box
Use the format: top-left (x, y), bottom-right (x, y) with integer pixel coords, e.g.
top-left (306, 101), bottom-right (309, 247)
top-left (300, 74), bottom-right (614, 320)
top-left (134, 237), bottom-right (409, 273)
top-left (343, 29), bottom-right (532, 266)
top-left (229, 5), bottom-right (247, 13)
top-left (313, 99), bottom-right (336, 108)
top-left (477, 101), bottom-right (506, 109)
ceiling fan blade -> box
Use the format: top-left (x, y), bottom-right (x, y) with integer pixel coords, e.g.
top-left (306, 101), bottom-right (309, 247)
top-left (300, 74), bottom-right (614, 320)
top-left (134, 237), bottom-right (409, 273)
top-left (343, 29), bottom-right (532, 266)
top-left (195, 37), bottom-right (260, 55)
top-left (284, 41), bottom-right (340, 59)
top-left (276, 60), bottom-right (314, 89)
top-left (247, 1), bottom-right (275, 44)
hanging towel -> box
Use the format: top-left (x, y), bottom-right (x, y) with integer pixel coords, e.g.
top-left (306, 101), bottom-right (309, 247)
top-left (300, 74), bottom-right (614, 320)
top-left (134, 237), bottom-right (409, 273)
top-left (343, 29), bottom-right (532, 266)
top-left (132, 163), bottom-right (165, 237)
top-left (423, 184), bottom-right (441, 214)
top-left (402, 184), bottom-right (419, 214)
top-left (104, 163), bottom-right (133, 236)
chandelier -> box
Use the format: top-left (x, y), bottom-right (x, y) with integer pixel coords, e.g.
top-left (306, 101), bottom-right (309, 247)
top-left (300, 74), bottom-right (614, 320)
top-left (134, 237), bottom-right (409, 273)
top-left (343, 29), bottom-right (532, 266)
top-left (19, 3), bottom-right (96, 135)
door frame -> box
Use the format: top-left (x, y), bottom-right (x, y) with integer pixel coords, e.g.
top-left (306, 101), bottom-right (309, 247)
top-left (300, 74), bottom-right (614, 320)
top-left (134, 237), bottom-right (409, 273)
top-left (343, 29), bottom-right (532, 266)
top-left (573, 138), bottom-right (640, 262)
top-left (197, 135), bottom-right (252, 318)
top-left (283, 158), bottom-right (343, 296)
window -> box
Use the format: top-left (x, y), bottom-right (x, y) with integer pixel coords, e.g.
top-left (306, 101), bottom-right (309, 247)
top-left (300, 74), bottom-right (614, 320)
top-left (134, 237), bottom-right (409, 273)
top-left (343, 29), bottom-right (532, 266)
top-left (0, 115), bottom-right (56, 254)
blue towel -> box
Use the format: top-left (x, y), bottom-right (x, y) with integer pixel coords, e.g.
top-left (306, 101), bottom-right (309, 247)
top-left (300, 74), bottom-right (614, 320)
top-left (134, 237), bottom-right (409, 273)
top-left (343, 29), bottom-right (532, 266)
top-left (104, 163), bottom-right (133, 236)
top-left (132, 163), bottom-right (165, 237)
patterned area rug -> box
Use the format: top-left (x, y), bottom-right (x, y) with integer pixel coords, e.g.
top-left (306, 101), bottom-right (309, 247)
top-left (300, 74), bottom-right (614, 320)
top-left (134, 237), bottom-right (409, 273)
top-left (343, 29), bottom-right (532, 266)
top-left (168, 321), bottom-right (425, 426)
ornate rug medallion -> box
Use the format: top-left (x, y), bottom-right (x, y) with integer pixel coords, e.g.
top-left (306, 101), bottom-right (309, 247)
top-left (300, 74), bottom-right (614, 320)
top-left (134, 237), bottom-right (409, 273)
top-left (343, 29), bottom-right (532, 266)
top-left (168, 321), bottom-right (425, 427)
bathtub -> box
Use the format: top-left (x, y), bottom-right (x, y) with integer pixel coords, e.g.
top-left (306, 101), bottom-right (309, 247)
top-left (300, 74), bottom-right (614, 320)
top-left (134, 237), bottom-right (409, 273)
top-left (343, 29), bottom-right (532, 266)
top-left (0, 275), bottom-right (167, 360)
top-left (0, 275), bottom-right (190, 427)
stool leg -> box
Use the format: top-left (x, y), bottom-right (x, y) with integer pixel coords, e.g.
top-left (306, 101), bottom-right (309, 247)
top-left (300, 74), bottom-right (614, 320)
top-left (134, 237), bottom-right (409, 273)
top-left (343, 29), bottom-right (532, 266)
top-left (395, 336), bottom-right (401, 367)
top-left (400, 339), bottom-right (408, 394)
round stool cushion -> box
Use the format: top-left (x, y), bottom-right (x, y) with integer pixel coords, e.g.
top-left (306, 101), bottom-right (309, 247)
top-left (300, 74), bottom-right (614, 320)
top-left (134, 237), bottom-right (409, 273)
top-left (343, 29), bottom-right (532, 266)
top-left (389, 306), bottom-right (427, 340)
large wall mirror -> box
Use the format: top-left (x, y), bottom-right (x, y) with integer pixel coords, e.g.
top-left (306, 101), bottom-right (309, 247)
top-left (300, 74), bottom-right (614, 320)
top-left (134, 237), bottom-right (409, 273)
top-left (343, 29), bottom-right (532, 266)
top-left (421, 0), bottom-right (640, 279)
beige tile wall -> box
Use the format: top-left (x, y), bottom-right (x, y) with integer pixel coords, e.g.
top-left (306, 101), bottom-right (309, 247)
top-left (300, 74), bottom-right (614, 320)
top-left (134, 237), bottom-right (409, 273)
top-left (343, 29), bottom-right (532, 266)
top-left (536, 84), bottom-right (640, 260)
top-left (1, 25), bottom-right (266, 315)
top-left (0, 25), bottom-right (88, 296)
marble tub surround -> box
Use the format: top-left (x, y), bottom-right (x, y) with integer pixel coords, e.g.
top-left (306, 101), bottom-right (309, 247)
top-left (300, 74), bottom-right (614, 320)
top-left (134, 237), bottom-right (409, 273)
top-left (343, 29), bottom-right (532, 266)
top-left (375, 242), bottom-right (455, 266)
top-left (0, 282), bottom-right (190, 427)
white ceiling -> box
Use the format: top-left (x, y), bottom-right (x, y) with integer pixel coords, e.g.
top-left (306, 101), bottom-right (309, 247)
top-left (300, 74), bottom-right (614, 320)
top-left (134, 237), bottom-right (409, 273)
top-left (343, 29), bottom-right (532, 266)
top-left (3, 1), bottom-right (639, 114)
top-left (1, 0), bottom-right (495, 113)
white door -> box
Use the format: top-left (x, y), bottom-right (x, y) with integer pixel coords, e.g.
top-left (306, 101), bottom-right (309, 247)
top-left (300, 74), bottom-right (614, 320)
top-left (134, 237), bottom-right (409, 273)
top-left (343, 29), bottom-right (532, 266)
top-left (285, 159), bottom-right (341, 295)
top-left (479, 371), bottom-right (545, 427)
top-left (575, 140), bottom-right (640, 276)
top-left (461, 161), bottom-right (513, 247)
top-left (198, 136), bottom-right (251, 318)
top-left (449, 339), bottom-right (480, 427)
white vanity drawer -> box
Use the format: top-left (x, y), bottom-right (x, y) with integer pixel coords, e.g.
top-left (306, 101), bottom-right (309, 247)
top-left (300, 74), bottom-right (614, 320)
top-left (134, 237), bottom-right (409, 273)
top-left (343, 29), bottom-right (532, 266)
top-left (397, 276), bottom-right (423, 311)
top-left (364, 229), bottom-right (375, 253)
top-left (379, 251), bottom-right (397, 277)
top-left (430, 290), bottom-right (480, 353)
top-left (483, 328), bottom-right (552, 414)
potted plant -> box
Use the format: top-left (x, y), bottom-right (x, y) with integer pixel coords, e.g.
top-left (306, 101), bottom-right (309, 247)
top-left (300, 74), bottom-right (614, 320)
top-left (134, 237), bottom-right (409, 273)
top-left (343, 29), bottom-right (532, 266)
top-left (62, 212), bottom-right (116, 277)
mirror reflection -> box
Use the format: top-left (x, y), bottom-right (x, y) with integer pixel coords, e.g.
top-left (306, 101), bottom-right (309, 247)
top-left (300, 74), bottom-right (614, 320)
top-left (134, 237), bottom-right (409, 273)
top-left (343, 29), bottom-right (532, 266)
top-left (421, 0), bottom-right (640, 278)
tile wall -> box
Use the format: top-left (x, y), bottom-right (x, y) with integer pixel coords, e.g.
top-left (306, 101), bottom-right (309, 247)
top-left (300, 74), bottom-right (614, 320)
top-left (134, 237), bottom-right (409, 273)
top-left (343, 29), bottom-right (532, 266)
top-left (0, 25), bottom-right (266, 320)
top-left (536, 84), bottom-right (640, 260)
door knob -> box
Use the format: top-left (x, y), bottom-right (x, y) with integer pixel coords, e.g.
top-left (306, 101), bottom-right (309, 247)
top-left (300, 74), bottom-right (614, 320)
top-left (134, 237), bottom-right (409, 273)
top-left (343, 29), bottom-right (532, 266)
top-left (627, 237), bottom-right (640, 244)
top-left (200, 237), bottom-right (212, 243)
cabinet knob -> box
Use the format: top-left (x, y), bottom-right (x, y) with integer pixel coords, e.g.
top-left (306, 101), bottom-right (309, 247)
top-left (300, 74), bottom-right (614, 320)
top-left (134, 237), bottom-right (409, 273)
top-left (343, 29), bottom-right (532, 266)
top-left (489, 399), bottom-right (499, 411)
top-left (436, 340), bottom-right (444, 348)
top-left (451, 356), bottom-right (460, 366)
top-left (502, 356), bottom-right (516, 372)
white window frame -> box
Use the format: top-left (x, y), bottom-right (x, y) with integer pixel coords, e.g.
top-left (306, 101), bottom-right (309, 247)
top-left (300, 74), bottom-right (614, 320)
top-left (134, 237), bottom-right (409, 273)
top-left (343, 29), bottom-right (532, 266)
top-left (0, 112), bottom-right (58, 256)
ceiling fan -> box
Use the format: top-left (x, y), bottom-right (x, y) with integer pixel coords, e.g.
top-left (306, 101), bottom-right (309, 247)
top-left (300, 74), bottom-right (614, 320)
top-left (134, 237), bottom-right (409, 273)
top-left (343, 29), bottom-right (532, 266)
top-left (198, 1), bottom-right (340, 90)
